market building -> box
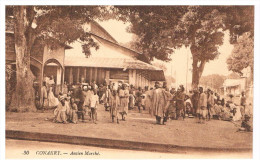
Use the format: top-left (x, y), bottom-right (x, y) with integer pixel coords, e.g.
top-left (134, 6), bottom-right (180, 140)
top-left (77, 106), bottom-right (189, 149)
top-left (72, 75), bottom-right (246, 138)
top-left (6, 17), bottom-right (165, 97)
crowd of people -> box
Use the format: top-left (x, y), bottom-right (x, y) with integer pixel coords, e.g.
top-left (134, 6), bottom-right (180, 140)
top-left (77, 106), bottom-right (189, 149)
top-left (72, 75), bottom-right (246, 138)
top-left (38, 79), bottom-right (253, 132)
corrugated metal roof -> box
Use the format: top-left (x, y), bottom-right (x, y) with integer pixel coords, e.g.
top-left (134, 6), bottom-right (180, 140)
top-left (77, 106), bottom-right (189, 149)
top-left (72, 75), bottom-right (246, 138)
top-left (65, 57), bottom-right (161, 71)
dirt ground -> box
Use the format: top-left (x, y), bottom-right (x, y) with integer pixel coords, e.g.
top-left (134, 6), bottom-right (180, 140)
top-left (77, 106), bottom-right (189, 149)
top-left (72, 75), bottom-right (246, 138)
top-left (6, 104), bottom-right (252, 149)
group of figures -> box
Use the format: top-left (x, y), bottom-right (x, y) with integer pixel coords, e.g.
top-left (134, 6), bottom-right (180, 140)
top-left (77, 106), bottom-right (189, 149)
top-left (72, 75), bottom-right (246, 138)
top-left (39, 79), bottom-right (253, 131)
top-left (38, 75), bottom-right (59, 109)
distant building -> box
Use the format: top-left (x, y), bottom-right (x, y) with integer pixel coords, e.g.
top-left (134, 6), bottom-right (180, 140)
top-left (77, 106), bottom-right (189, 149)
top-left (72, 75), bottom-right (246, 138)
top-left (222, 78), bottom-right (247, 96)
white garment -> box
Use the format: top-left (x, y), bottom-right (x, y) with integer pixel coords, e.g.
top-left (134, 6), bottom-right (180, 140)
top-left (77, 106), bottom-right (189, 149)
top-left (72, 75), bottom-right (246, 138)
top-left (233, 105), bottom-right (242, 121)
top-left (48, 89), bottom-right (59, 107)
top-left (90, 94), bottom-right (99, 108)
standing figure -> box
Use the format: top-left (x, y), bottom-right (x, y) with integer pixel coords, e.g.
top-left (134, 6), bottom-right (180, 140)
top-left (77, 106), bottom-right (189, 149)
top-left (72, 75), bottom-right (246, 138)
top-left (109, 89), bottom-right (120, 123)
top-left (89, 89), bottom-right (99, 124)
top-left (48, 86), bottom-right (59, 109)
top-left (103, 85), bottom-right (111, 111)
top-left (128, 89), bottom-right (135, 110)
top-left (145, 87), bottom-right (153, 114)
top-left (197, 87), bottom-right (208, 123)
top-left (69, 98), bottom-right (78, 123)
top-left (191, 89), bottom-right (200, 116)
top-left (207, 90), bottom-right (215, 120)
top-left (82, 86), bottom-right (92, 120)
top-left (151, 82), bottom-right (171, 125)
top-left (40, 82), bottom-right (48, 109)
top-left (175, 85), bottom-right (186, 120)
top-left (240, 91), bottom-right (247, 118)
top-left (118, 83), bottom-right (129, 120)
top-left (135, 87), bottom-right (143, 113)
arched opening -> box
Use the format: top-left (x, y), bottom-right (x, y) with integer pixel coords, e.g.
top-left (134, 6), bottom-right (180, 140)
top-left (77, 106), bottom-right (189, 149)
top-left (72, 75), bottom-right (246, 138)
top-left (43, 58), bottom-right (64, 95)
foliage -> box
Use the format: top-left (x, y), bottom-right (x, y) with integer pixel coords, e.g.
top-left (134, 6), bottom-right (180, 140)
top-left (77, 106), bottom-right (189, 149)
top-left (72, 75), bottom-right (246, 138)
top-left (200, 74), bottom-right (225, 90)
top-left (114, 6), bottom-right (254, 88)
top-left (6, 6), bottom-right (111, 57)
top-left (226, 32), bottom-right (254, 76)
top-left (220, 6), bottom-right (254, 44)
top-left (7, 6), bottom-right (111, 111)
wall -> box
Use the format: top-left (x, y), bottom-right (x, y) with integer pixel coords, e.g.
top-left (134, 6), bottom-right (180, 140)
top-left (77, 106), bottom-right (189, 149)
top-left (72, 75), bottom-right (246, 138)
top-left (5, 33), bottom-right (15, 62)
top-left (43, 45), bottom-right (65, 67)
top-left (65, 67), bottom-right (108, 85)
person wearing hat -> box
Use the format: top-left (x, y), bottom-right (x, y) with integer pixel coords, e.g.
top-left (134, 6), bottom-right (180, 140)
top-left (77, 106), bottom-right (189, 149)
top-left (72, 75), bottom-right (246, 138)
top-left (53, 96), bottom-right (68, 124)
top-left (118, 83), bottom-right (129, 121)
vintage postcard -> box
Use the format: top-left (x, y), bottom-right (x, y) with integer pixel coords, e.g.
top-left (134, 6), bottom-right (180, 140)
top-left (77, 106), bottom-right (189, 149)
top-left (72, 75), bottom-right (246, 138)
top-left (3, 2), bottom-right (259, 160)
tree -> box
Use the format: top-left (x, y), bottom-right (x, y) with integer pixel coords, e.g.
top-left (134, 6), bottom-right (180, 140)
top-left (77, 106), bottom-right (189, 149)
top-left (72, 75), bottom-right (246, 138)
top-left (114, 6), bottom-right (254, 89)
top-left (7, 6), bottom-right (108, 112)
top-left (226, 32), bottom-right (254, 77)
top-left (114, 6), bottom-right (226, 89)
top-left (200, 74), bottom-right (225, 91)
top-left (222, 6), bottom-right (254, 79)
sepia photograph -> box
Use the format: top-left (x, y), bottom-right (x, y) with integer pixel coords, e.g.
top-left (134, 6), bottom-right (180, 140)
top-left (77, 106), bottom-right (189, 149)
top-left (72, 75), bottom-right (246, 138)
top-left (3, 3), bottom-right (258, 159)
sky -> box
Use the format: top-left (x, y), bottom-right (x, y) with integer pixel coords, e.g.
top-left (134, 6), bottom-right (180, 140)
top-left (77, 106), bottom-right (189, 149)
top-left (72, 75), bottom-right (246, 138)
top-left (66, 20), bottom-right (234, 87)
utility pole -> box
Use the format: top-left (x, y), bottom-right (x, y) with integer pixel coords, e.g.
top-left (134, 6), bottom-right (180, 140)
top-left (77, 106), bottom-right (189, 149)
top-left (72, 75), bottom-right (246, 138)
top-left (186, 51), bottom-right (189, 93)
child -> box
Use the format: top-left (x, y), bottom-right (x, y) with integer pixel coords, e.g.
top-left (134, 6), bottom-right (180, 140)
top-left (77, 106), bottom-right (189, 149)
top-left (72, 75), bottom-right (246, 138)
top-left (90, 89), bottom-right (99, 124)
top-left (69, 98), bottom-right (78, 123)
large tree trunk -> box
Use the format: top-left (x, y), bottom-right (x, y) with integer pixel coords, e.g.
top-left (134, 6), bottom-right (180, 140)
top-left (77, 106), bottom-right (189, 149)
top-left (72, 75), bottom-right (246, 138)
top-left (8, 6), bottom-right (36, 112)
top-left (191, 55), bottom-right (206, 90)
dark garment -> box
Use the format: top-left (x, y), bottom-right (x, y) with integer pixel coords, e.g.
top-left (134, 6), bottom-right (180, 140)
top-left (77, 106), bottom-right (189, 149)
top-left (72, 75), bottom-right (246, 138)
top-left (175, 91), bottom-right (185, 119)
top-left (176, 91), bottom-right (185, 110)
top-left (240, 96), bottom-right (246, 106)
top-left (191, 92), bottom-right (199, 113)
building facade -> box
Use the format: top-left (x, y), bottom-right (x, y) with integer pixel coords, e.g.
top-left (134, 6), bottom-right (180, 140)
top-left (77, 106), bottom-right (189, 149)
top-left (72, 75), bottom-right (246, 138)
top-left (6, 17), bottom-right (165, 99)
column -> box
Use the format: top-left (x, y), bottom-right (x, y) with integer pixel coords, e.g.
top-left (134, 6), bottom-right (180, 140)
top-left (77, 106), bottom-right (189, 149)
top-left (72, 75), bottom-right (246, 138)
top-left (89, 68), bottom-right (93, 83)
top-left (128, 70), bottom-right (132, 85)
top-left (68, 67), bottom-right (71, 84)
top-left (94, 68), bottom-right (98, 83)
top-left (132, 70), bottom-right (137, 87)
top-left (56, 67), bottom-right (62, 85)
top-left (105, 70), bottom-right (110, 84)
top-left (76, 67), bottom-right (80, 83)
top-left (83, 68), bottom-right (86, 83)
